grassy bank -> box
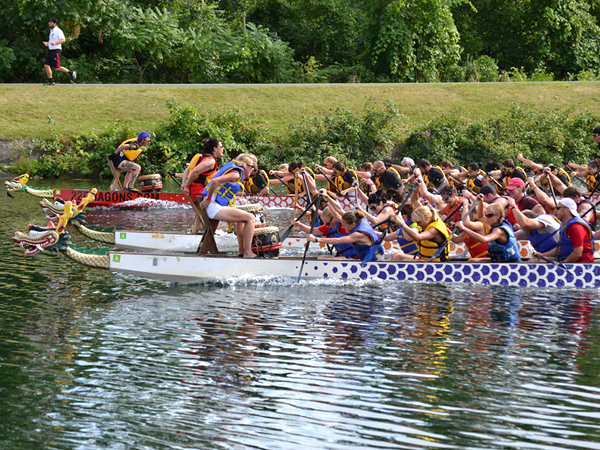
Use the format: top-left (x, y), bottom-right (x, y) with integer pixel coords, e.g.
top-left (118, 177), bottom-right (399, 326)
top-left (2, 82), bottom-right (600, 139)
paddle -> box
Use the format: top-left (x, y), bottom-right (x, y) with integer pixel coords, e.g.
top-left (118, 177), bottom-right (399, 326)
top-left (270, 172), bottom-right (297, 194)
top-left (316, 167), bottom-right (342, 195)
top-left (359, 184), bottom-right (418, 265)
top-left (562, 162), bottom-right (598, 194)
top-left (532, 252), bottom-right (571, 273)
top-left (448, 174), bottom-right (477, 196)
top-left (297, 195), bottom-right (322, 282)
top-left (546, 172), bottom-right (558, 208)
top-left (278, 193), bottom-right (323, 242)
top-left (427, 197), bottom-right (480, 262)
top-left (369, 183), bottom-right (418, 231)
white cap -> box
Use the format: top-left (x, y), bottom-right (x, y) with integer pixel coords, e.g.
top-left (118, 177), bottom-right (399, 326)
top-left (558, 197), bottom-right (579, 216)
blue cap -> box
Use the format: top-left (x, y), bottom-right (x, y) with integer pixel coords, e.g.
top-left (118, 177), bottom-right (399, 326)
top-left (138, 131), bottom-right (151, 142)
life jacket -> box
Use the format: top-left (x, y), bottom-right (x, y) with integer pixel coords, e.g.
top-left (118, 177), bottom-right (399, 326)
top-left (559, 216), bottom-right (594, 262)
top-left (444, 202), bottom-right (463, 227)
top-left (328, 221), bottom-right (356, 258)
top-left (373, 167), bottom-right (402, 190)
top-left (423, 165), bottom-right (445, 189)
top-left (396, 219), bottom-right (419, 255)
top-left (119, 138), bottom-right (143, 161)
top-left (244, 169), bottom-right (270, 194)
top-left (487, 220), bottom-right (521, 262)
top-left (417, 217), bottom-right (451, 262)
top-left (333, 170), bottom-right (358, 192)
top-left (527, 214), bottom-right (561, 253)
top-left (201, 162), bottom-right (245, 207)
top-left (586, 173), bottom-right (600, 192)
top-left (501, 167), bottom-right (527, 189)
top-left (350, 219), bottom-right (383, 262)
top-left (188, 154), bottom-right (218, 187)
top-left (554, 167), bottom-right (571, 186)
top-left (463, 221), bottom-right (490, 258)
top-left (376, 204), bottom-right (400, 232)
top-left (289, 167), bottom-right (316, 194)
top-left (465, 170), bottom-right (488, 193)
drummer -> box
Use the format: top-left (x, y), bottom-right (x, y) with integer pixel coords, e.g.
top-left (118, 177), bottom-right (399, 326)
top-left (200, 153), bottom-right (259, 259)
top-left (109, 131), bottom-right (151, 192)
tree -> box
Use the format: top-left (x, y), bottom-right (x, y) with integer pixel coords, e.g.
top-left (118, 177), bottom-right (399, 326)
top-left (366, 0), bottom-right (462, 82)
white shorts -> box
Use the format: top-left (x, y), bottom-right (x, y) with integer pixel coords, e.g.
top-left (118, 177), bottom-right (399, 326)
top-left (206, 200), bottom-right (224, 219)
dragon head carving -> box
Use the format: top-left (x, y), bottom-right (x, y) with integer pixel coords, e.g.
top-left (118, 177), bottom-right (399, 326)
top-left (5, 173), bottom-right (30, 192)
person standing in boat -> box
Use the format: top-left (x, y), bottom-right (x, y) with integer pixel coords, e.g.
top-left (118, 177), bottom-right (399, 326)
top-left (109, 131), bottom-right (151, 192)
top-left (181, 138), bottom-right (223, 233)
top-left (306, 211), bottom-right (383, 262)
top-left (390, 205), bottom-right (451, 262)
top-left (536, 198), bottom-right (595, 263)
top-left (200, 153), bottom-right (259, 259)
top-left (457, 203), bottom-right (521, 262)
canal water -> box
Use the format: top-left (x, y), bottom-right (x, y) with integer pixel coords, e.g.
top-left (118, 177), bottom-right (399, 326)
top-left (1, 178), bottom-right (600, 449)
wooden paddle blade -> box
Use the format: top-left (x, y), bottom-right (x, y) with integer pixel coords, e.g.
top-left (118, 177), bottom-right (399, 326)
top-left (197, 208), bottom-right (219, 255)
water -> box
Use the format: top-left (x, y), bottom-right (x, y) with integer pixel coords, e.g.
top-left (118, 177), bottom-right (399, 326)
top-left (2, 178), bottom-right (600, 449)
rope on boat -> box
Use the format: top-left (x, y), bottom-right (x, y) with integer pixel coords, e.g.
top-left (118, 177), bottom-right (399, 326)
top-left (72, 222), bottom-right (115, 244)
top-left (63, 246), bottom-right (110, 269)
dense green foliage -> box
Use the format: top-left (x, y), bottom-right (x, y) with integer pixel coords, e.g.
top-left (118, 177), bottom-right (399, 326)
top-left (11, 101), bottom-right (600, 179)
top-left (4, 0), bottom-right (600, 83)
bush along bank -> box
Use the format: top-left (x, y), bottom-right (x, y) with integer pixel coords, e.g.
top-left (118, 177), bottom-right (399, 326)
top-left (9, 101), bottom-right (600, 179)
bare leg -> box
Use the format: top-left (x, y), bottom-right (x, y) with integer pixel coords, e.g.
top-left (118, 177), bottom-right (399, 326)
top-left (44, 65), bottom-right (52, 78)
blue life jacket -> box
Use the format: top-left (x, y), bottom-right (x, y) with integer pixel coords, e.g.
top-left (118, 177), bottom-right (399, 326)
top-left (351, 219), bottom-right (383, 262)
top-left (202, 162), bottom-right (245, 207)
top-left (559, 216), bottom-right (594, 261)
top-left (396, 219), bottom-right (419, 255)
top-left (527, 214), bottom-right (560, 253)
top-left (328, 221), bottom-right (356, 258)
top-left (488, 220), bottom-right (521, 262)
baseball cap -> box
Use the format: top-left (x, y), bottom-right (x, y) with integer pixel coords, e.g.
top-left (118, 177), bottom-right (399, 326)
top-left (479, 184), bottom-right (496, 195)
top-left (558, 197), bottom-right (579, 216)
top-left (138, 131), bottom-right (151, 142)
top-left (505, 177), bottom-right (525, 190)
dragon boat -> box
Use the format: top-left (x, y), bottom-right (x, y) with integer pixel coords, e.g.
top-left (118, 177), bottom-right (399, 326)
top-left (13, 199), bottom-right (600, 288)
top-left (6, 173), bottom-right (364, 209)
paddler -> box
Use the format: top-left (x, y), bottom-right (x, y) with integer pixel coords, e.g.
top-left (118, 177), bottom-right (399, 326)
top-left (109, 131), bottom-right (151, 192)
top-left (535, 198), bottom-right (595, 263)
top-left (181, 138), bottom-right (223, 233)
top-left (200, 153), bottom-right (259, 259)
top-left (306, 210), bottom-right (383, 262)
top-left (457, 203), bottom-right (521, 262)
top-left (390, 205), bottom-right (451, 262)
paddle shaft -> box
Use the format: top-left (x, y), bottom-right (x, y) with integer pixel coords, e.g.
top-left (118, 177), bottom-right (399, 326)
top-left (562, 163), bottom-right (598, 195)
top-left (316, 167), bottom-right (342, 195)
top-left (533, 251), bottom-right (571, 272)
top-left (278, 193), bottom-right (323, 242)
top-left (270, 172), bottom-right (297, 194)
top-left (371, 183), bottom-right (418, 230)
top-left (297, 195), bottom-right (322, 282)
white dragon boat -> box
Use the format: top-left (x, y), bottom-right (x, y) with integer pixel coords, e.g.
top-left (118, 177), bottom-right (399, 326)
top-left (12, 199), bottom-right (600, 289)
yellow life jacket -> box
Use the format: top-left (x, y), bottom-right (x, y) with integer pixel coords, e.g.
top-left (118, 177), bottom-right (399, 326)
top-left (374, 167), bottom-right (402, 190)
top-left (119, 138), bottom-right (144, 161)
top-left (418, 218), bottom-right (451, 262)
top-left (501, 166), bottom-right (527, 188)
top-left (447, 166), bottom-right (466, 190)
top-left (244, 169), bottom-right (270, 195)
top-left (423, 165), bottom-right (445, 189)
top-left (465, 169), bottom-right (488, 193)
top-left (334, 170), bottom-right (358, 192)
top-left (586, 173), bottom-right (599, 191)
top-left (292, 167), bottom-right (316, 194)
top-left (188, 154), bottom-right (218, 187)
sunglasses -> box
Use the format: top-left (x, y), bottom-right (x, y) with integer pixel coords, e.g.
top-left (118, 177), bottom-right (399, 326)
top-left (484, 213), bottom-right (496, 218)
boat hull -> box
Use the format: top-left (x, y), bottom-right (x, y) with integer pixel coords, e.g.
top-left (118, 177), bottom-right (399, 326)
top-left (55, 189), bottom-right (189, 208)
top-left (53, 189), bottom-right (363, 209)
top-left (108, 252), bottom-right (600, 288)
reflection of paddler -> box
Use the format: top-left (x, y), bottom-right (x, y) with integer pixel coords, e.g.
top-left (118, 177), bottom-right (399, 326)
top-left (181, 138), bottom-right (223, 233)
top-left (200, 153), bottom-right (259, 258)
top-left (108, 131), bottom-right (151, 192)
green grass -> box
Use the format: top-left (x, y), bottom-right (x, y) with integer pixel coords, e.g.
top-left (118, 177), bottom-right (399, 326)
top-left (2, 82), bottom-right (600, 139)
